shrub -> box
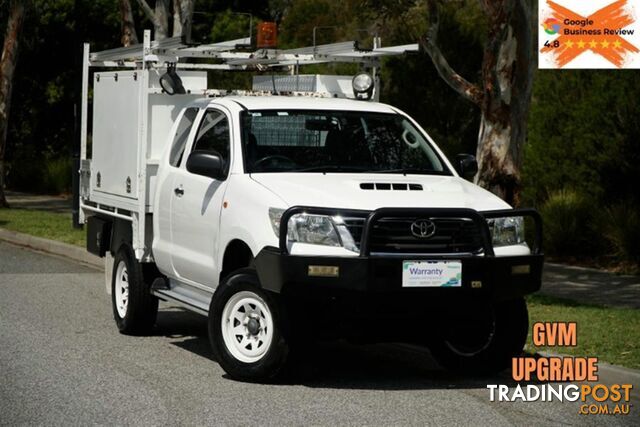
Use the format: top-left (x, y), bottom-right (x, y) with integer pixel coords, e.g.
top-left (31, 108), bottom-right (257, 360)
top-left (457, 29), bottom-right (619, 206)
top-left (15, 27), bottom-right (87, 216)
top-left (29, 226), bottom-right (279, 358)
top-left (603, 204), bottom-right (640, 266)
top-left (7, 154), bottom-right (72, 195)
top-left (44, 157), bottom-right (72, 194)
top-left (540, 189), bottom-right (600, 256)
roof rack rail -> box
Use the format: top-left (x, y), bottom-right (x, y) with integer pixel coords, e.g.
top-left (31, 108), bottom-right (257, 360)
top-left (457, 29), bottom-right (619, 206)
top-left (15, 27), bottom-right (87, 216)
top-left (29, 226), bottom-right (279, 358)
top-left (88, 30), bottom-right (418, 69)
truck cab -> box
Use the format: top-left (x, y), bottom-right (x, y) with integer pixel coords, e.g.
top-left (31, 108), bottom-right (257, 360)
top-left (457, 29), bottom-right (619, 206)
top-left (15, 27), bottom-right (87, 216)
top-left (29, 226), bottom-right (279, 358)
top-left (80, 33), bottom-right (543, 381)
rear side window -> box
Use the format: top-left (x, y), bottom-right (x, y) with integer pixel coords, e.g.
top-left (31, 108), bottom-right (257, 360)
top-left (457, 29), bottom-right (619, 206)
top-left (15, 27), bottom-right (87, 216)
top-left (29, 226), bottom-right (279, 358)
top-left (169, 107), bottom-right (198, 167)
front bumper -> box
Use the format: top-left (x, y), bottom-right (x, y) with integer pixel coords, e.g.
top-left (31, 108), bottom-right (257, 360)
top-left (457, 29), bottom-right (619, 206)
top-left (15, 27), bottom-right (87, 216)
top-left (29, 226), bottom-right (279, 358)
top-left (253, 206), bottom-right (543, 338)
top-left (255, 248), bottom-right (543, 301)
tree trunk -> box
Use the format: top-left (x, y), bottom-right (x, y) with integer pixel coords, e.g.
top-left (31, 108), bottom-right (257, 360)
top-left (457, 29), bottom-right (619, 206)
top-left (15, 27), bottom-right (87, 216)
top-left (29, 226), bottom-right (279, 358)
top-left (172, 0), bottom-right (194, 40)
top-left (180, 0), bottom-right (194, 40)
top-left (120, 0), bottom-right (139, 46)
top-left (0, 0), bottom-right (26, 209)
top-left (172, 0), bottom-right (182, 37)
top-left (154, 0), bottom-right (169, 39)
top-left (421, 0), bottom-right (534, 206)
top-left (135, 0), bottom-right (169, 40)
top-left (475, 1), bottom-right (533, 205)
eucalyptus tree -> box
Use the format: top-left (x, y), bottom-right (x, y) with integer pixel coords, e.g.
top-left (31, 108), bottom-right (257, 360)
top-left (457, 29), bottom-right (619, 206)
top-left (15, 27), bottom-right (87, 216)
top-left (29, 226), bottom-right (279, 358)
top-left (421, 0), bottom-right (534, 204)
top-left (134, 0), bottom-right (194, 41)
top-left (0, 0), bottom-right (26, 208)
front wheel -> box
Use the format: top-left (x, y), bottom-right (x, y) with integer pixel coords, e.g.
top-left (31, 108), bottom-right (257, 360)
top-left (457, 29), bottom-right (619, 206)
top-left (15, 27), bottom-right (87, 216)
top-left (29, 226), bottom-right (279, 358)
top-left (428, 298), bottom-right (529, 374)
top-left (209, 269), bottom-right (290, 382)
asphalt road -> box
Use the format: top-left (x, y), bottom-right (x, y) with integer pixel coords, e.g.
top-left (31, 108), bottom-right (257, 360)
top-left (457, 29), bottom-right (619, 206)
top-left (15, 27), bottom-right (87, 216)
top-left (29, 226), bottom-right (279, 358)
top-left (0, 241), bottom-right (637, 426)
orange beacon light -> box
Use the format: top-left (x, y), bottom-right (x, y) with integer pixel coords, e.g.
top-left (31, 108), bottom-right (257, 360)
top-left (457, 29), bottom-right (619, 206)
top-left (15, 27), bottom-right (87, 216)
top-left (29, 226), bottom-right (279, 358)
top-left (257, 22), bottom-right (277, 49)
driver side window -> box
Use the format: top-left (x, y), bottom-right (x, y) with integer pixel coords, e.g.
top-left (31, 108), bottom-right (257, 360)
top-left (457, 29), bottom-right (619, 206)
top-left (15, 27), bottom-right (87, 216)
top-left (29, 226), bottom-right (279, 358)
top-left (193, 110), bottom-right (230, 170)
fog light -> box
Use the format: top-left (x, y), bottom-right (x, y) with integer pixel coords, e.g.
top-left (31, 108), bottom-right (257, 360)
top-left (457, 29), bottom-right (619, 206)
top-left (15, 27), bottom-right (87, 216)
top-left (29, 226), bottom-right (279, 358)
top-left (308, 265), bottom-right (339, 277)
top-left (512, 264), bottom-right (530, 275)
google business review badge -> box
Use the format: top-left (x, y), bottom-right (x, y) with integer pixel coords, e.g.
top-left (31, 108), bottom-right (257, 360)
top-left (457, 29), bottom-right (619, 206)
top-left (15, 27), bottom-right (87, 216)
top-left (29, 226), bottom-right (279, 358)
top-left (539, 0), bottom-right (640, 68)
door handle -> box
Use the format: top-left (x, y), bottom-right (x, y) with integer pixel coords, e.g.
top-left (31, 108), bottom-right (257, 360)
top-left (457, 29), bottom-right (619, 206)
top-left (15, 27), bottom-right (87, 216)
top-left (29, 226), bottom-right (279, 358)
top-left (174, 186), bottom-right (184, 197)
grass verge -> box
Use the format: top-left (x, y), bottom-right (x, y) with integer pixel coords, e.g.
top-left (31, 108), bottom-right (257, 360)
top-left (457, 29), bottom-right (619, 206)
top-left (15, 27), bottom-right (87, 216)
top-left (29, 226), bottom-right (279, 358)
top-left (0, 208), bottom-right (85, 247)
top-left (527, 294), bottom-right (640, 369)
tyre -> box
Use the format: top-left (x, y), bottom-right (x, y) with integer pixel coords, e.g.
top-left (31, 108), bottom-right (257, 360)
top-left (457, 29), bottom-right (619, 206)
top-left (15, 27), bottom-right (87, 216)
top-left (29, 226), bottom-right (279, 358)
top-left (111, 244), bottom-right (159, 335)
top-left (209, 269), bottom-right (290, 382)
top-left (428, 298), bottom-right (528, 374)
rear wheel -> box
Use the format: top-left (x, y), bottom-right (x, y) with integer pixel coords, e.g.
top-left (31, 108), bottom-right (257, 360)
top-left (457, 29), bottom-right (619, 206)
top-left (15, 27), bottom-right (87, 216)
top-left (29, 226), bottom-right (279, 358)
top-left (209, 269), bottom-right (290, 382)
top-left (111, 244), bottom-right (158, 335)
top-left (428, 298), bottom-right (528, 374)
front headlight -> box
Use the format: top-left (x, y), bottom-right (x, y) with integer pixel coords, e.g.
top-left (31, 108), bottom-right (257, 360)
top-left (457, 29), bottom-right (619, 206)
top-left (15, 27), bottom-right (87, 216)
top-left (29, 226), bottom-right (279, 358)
top-left (289, 214), bottom-right (341, 247)
top-left (268, 209), bottom-right (358, 252)
top-left (488, 216), bottom-right (525, 247)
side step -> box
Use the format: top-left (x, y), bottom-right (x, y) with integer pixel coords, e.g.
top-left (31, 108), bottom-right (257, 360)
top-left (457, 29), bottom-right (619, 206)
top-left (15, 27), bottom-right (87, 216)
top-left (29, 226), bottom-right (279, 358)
top-left (151, 280), bottom-right (212, 316)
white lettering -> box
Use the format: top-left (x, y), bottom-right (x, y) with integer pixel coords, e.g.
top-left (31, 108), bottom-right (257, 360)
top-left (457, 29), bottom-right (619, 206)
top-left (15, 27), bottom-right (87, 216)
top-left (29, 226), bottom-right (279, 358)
top-left (512, 384), bottom-right (525, 401)
top-left (564, 385), bottom-right (580, 402)
top-left (498, 385), bottom-right (510, 401)
top-left (487, 384), bottom-right (498, 401)
top-left (526, 385), bottom-right (540, 401)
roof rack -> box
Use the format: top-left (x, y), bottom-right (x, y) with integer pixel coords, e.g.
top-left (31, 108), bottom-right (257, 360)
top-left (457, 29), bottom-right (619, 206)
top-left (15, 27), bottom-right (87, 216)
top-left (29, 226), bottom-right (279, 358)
top-left (87, 30), bottom-right (418, 70)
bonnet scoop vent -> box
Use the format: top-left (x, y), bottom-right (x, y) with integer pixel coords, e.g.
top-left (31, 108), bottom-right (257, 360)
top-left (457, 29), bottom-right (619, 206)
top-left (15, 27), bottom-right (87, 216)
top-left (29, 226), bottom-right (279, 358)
top-left (360, 183), bottom-right (423, 191)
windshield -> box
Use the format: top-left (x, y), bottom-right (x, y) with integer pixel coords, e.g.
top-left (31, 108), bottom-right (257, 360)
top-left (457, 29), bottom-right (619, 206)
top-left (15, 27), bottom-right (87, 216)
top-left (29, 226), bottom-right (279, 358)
top-left (241, 110), bottom-right (450, 175)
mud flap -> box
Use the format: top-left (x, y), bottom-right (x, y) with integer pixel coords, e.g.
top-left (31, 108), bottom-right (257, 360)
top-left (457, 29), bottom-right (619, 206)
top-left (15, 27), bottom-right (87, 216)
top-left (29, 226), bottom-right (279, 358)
top-left (105, 252), bottom-right (114, 295)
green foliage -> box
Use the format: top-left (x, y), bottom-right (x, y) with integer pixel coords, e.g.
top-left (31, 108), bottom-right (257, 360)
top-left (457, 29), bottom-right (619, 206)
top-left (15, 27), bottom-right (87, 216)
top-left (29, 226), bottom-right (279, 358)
top-left (540, 189), bottom-right (600, 256)
top-left (378, 1), bottom-right (484, 158)
top-left (361, 0), bottom-right (485, 46)
top-left (277, 0), bottom-right (377, 48)
top-left (210, 9), bottom-right (253, 43)
top-left (8, 152), bottom-right (72, 195)
top-left (524, 71), bottom-right (640, 263)
top-left (45, 157), bottom-right (72, 194)
top-left (5, 0), bottom-right (122, 194)
top-left (523, 71), bottom-right (640, 206)
top-left (603, 204), bottom-right (640, 265)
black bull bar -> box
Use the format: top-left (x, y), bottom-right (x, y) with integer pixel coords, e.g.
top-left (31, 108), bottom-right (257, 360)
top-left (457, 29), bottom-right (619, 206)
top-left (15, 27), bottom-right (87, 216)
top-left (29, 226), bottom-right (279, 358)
top-left (278, 206), bottom-right (543, 257)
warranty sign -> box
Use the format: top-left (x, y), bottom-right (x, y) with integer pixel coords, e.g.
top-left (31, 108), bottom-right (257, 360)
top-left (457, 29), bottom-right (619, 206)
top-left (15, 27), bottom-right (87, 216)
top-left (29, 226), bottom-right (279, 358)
top-left (539, 0), bottom-right (640, 68)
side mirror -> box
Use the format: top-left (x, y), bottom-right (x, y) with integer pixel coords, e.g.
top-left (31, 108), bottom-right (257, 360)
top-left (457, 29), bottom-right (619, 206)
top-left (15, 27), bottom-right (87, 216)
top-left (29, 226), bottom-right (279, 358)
top-left (186, 150), bottom-right (226, 180)
top-left (455, 154), bottom-right (478, 180)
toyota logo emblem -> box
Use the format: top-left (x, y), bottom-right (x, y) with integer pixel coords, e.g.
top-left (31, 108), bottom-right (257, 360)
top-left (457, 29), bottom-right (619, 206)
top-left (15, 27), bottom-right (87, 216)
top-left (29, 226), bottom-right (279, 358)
top-left (411, 219), bottom-right (436, 239)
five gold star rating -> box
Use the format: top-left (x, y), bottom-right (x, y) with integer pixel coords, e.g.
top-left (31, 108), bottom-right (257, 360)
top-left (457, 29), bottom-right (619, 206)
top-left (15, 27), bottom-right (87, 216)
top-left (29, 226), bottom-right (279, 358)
top-left (565, 39), bottom-right (625, 49)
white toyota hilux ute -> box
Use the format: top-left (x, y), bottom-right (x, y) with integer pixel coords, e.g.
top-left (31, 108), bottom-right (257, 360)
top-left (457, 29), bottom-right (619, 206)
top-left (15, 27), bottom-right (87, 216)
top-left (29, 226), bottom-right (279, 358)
top-left (84, 94), bottom-right (543, 382)
top-left (80, 33), bottom-right (545, 382)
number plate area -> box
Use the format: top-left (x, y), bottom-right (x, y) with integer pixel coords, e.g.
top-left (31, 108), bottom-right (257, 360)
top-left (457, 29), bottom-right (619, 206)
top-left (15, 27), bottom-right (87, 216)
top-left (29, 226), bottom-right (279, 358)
top-left (401, 261), bottom-right (462, 287)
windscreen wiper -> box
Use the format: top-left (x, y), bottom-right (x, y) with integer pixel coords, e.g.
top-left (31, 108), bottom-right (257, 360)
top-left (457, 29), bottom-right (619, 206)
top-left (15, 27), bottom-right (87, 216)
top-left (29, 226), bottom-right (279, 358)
top-left (366, 168), bottom-right (432, 174)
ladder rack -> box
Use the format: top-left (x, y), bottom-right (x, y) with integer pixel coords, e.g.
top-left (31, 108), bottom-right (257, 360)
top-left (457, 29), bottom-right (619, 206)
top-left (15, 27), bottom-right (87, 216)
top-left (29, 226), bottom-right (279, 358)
top-left (88, 31), bottom-right (418, 70)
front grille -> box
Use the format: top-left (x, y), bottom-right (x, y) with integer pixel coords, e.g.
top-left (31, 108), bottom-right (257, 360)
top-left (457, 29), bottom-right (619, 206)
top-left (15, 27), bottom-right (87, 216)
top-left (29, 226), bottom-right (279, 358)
top-left (344, 216), bottom-right (484, 254)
